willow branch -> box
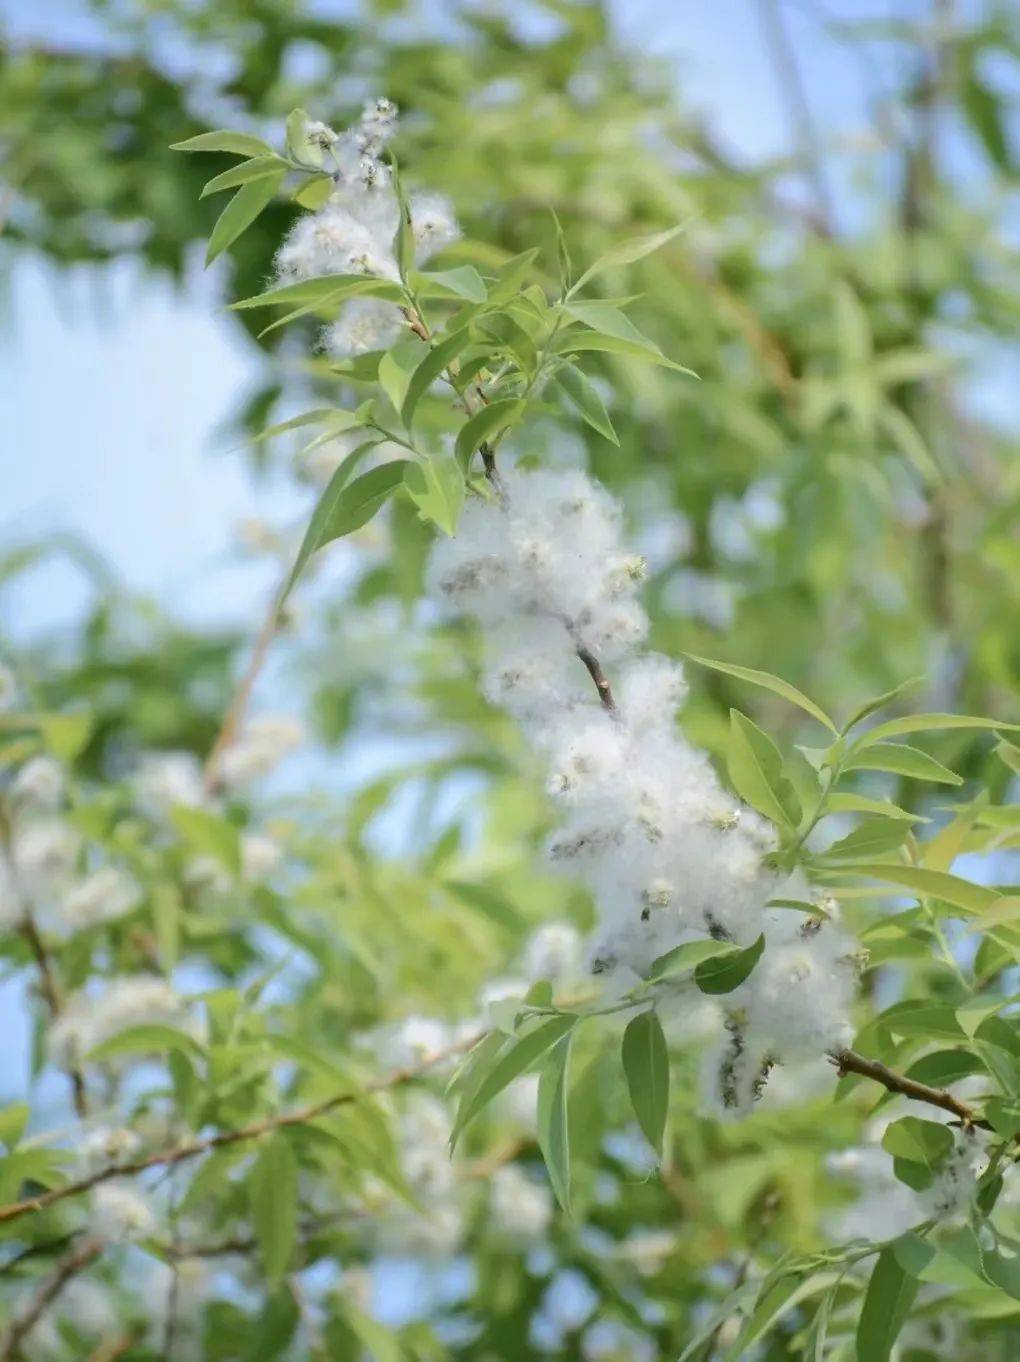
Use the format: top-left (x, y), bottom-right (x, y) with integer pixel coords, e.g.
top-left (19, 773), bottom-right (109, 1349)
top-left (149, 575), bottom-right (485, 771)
top-left (830, 1048), bottom-right (984, 1126)
top-left (574, 643), bottom-right (616, 712)
top-left (0, 804), bottom-right (89, 1122)
top-left (0, 1035), bottom-right (481, 1228)
top-left (0, 1236), bottom-right (102, 1360)
top-left (202, 590), bottom-right (280, 796)
top-left (755, 0), bottom-right (834, 235)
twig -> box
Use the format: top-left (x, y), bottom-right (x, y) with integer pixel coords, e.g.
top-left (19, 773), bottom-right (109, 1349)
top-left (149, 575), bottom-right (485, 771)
top-left (0, 1034), bottom-right (481, 1228)
top-left (19, 914), bottom-right (88, 1120)
top-left (202, 592), bottom-right (280, 796)
top-left (830, 1048), bottom-right (984, 1127)
top-left (0, 1236), bottom-right (102, 1360)
top-left (574, 643), bottom-right (616, 712)
top-left (755, 0), bottom-right (834, 235)
top-left (85, 1335), bottom-right (138, 1362)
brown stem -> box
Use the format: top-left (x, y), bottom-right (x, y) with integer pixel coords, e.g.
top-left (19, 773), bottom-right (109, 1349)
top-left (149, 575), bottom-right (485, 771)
top-left (203, 593), bottom-right (280, 796)
top-left (0, 1236), bottom-right (102, 1360)
top-left (574, 643), bottom-right (616, 713)
top-left (0, 1034), bottom-right (481, 1228)
top-left (830, 1048), bottom-right (984, 1127)
top-left (18, 912), bottom-right (88, 1120)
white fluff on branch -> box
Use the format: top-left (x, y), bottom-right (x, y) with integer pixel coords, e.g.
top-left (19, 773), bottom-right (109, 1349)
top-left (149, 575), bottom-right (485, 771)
top-left (428, 465), bottom-right (857, 1115)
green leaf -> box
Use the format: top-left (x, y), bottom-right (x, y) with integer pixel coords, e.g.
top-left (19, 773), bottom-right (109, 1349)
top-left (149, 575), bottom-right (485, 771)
top-left (722, 1273), bottom-right (838, 1362)
top-left (401, 327), bottom-right (472, 428)
top-left (231, 275), bottom-right (405, 310)
top-left (403, 456), bottom-right (465, 537)
top-left (825, 793), bottom-right (927, 823)
top-left (841, 677), bottom-right (925, 733)
top-left (487, 248), bottom-right (539, 304)
top-left (861, 713), bottom-right (1020, 744)
top-left (817, 817), bottom-right (911, 863)
top-left (553, 365), bottom-right (619, 444)
top-left (647, 938), bottom-right (735, 981)
top-left (882, 1116), bottom-right (954, 1167)
top-left (568, 224), bottom-right (685, 295)
top-left (694, 933), bottom-right (765, 995)
top-left (967, 895), bottom-right (1020, 936)
top-left (200, 155), bottom-right (289, 198)
top-left (282, 460), bottom-right (408, 602)
top-left (293, 174), bottom-right (333, 209)
top-left (961, 70), bottom-right (1011, 170)
top-left (901, 1049), bottom-right (986, 1089)
top-left (537, 1034), bottom-right (572, 1212)
top-left (249, 1135), bottom-right (298, 1286)
top-left (205, 172), bottom-right (284, 266)
top-left (284, 107), bottom-right (312, 162)
top-left (554, 328), bottom-right (696, 374)
top-left (685, 654), bottom-right (837, 732)
top-left (389, 158), bottom-right (414, 282)
top-left (727, 710), bottom-right (801, 829)
top-left (252, 408), bottom-right (360, 444)
top-left (450, 1014), bottom-right (577, 1149)
top-left (996, 739), bottom-right (1020, 776)
top-left (0, 1103), bottom-right (30, 1151)
top-left (420, 266), bottom-right (487, 302)
top-left (88, 1023), bottom-right (203, 1062)
top-left (833, 864), bottom-right (997, 916)
top-left (564, 300), bottom-right (659, 346)
top-left (454, 398), bottom-right (524, 471)
top-left (170, 805), bottom-right (241, 875)
top-left (171, 130), bottom-right (275, 157)
top-left (856, 1248), bottom-right (919, 1362)
top-left (621, 1009), bottom-right (669, 1155)
top-left (843, 742), bottom-right (963, 785)
top-left (878, 1000), bottom-right (967, 1041)
top-left (38, 711), bottom-right (93, 761)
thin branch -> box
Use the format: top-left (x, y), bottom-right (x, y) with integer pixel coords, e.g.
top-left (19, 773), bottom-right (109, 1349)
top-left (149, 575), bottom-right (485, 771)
top-left (85, 1335), bottom-right (139, 1362)
top-left (755, 0), bottom-right (835, 236)
top-left (23, 916), bottom-right (88, 1119)
top-left (1, 806), bottom-right (89, 1121)
top-left (574, 643), bottom-right (616, 712)
top-left (0, 1236), bottom-right (102, 1360)
top-left (202, 592), bottom-right (280, 796)
top-left (830, 1048), bottom-right (984, 1127)
top-left (0, 1034), bottom-right (480, 1228)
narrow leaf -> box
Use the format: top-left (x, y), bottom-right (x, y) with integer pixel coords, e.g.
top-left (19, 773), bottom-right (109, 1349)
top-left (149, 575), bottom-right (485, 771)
top-left (843, 742), bottom-right (963, 785)
top-left (171, 130), bottom-right (274, 156)
top-left (856, 1248), bottom-right (918, 1362)
top-left (621, 1010), bottom-right (669, 1155)
top-left (206, 172), bottom-right (283, 266)
top-left (694, 933), bottom-right (765, 995)
top-left (282, 460), bottom-right (408, 602)
top-left (249, 1136), bottom-right (298, 1285)
top-left (454, 398), bottom-right (524, 471)
top-left (537, 1034), bottom-right (572, 1211)
top-left (554, 365), bottom-right (619, 444)
top-left (685, 654), bottom-right (837, 733)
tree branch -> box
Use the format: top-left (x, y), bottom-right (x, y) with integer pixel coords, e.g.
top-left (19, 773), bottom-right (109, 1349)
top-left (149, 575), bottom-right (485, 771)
top-left (0, 1035), bottom-right (481, 1228)
top-left (755, 0), bottom-right (835, 236)
top-left (0, 1236), bottom-right (102, 1360)
top-left (202, 591), bottom-right (280, 796)
top-left (830, 1048), bottom-right (984, 1126)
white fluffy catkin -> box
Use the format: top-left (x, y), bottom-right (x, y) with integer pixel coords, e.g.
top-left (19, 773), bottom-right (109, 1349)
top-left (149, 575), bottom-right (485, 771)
top-left (274, 99), bottom-right (459, 357)
top-left (428, 466), bottom-right (857, 1115)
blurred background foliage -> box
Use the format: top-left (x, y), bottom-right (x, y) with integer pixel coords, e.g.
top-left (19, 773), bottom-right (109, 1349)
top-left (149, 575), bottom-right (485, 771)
top-left (1, 0), bottom-right (1020, 1358)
